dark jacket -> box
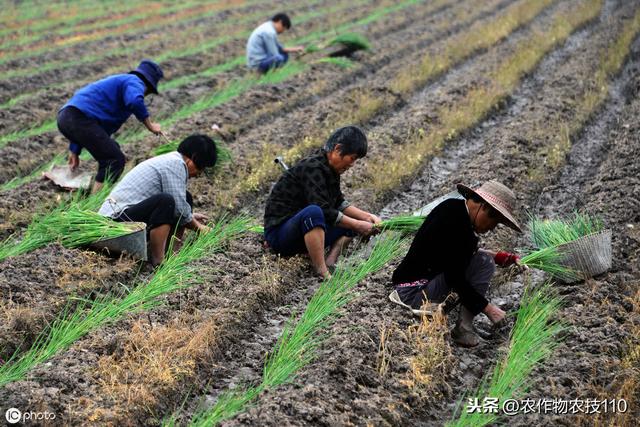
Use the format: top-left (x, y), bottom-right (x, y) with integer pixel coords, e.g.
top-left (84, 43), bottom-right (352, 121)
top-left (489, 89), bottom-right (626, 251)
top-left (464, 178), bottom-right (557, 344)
top-left (264, 151), bottom-right (350, 230)
top-left (392, 198), bottom-right (488, 315)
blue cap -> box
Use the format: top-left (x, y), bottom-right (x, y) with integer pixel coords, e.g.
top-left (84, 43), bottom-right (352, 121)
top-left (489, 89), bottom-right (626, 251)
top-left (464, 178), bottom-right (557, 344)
top-left (131, 59), bottom-right (163, 94)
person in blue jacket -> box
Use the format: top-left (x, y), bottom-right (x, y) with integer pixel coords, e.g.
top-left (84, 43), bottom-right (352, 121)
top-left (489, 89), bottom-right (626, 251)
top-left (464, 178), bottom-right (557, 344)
top-left (57, 59), bottom-right (164, 192)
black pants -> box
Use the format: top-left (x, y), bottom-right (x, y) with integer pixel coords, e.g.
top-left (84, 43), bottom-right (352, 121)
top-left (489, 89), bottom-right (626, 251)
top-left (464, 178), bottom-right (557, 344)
top-left (395, 251), bottom-right (495, 310)
top-left (57, 106), bottom-right (125, 183)
top-left (114, 192), bottom-right (193, 230)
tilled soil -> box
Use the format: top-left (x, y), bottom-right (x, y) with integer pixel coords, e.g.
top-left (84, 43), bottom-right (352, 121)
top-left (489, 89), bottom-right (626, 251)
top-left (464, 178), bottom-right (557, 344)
top-left (203, 0), bottom-right (638, 425)
top-left (0, 0), bottom-right (380, 181)
top-left (0, 0), bottom-right (458, 205)
top-left (1, 0), bottom-right (639, 426)
top-left (0, 0), bottom-right (491, 235)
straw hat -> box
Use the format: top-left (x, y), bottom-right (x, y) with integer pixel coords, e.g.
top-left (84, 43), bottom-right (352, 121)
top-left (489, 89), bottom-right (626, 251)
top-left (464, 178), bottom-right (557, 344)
top-left (456, 180), bottom-right (522, 232)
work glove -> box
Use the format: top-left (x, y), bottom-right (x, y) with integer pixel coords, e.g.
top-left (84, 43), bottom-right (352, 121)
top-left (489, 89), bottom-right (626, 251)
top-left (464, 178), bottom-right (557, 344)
top-left (494, 251), bottom-right (520, 267)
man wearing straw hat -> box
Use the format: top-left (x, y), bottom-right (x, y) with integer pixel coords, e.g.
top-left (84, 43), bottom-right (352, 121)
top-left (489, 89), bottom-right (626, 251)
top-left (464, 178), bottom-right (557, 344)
top-left (390, 180), bottom-right (523, 347)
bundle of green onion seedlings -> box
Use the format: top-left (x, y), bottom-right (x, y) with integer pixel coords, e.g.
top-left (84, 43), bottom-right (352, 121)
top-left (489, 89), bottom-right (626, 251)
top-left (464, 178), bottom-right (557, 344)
top-left (519, 246), bottom-right (576, 281)
top-left (0, 182), bottom-right (116, 261)
top-left (375, 214), bottom-right (425, 233)
top-left (328, 33), bottom-right (371, 51)
top-left (44, 210), bottom-right (141, 248)
top-left (529, 212), bottom-right (603, 248)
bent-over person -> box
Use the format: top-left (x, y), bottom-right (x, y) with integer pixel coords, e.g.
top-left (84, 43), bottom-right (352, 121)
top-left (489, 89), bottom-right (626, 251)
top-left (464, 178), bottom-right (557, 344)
top-left (57, 59), bottom-right (164, 192)
top-left (391, 181), bottom-right (524, 347)
top-left (99, 134), bottom-right (216, 266)
top-left (264, 126), bottom-right (381, 278)
top-left (246, 13), bottom-right (304, 73)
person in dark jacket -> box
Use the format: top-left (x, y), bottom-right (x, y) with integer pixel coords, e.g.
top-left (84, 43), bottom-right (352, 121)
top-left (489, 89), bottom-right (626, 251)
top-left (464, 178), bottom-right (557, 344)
top-left (390, 181), bottom-right (524, 347)
top-left (264, 126), bottom-right (381, 278)
top-left (57, 59), bottom-right (164, 192)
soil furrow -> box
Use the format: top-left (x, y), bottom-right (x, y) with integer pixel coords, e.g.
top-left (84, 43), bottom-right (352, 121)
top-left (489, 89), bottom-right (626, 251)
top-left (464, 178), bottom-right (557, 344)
top-left (195, 1), bottom-right (637, 425)
top-left (0, 0), bottom-right (349, 107)
top-left (0, 0), bottom-right (243, 66)
top-left (0, 0), bottom-right (473, 225)
top-left (0, 0), bottom-right (444, 187)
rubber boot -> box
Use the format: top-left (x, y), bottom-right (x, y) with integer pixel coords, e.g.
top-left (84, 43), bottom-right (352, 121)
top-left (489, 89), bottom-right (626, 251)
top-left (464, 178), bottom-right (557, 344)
top-left (451, 306), bottom-right (480, 347)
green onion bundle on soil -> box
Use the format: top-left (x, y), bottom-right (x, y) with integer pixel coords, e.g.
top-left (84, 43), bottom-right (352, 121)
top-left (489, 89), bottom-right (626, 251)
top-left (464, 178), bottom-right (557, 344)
top-left (0, 182), bottom-right (115, 261)
top-left (529, 212), bottom-right (603, 248)
top-left (0, 216), bottom-right (252, 388)
top-left (37, 210), bottom-right (140, 248)
top-left (448, 282), bottom-right (563, 427)
top-left (375, 214), bottom-right (425, 234)
top-left (328, 32), bottom-right (371, 51)
top-left (189, 235), bottom-right (406, 426)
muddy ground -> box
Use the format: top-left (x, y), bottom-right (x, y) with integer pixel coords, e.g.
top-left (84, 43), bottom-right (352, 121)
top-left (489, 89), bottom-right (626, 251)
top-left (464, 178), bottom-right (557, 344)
top-left (0, 0), bottom-right (468, 217)
top-left (0, 0), bottom-right (639, 425)
top-left (216, 1), bottom-right (640, 425)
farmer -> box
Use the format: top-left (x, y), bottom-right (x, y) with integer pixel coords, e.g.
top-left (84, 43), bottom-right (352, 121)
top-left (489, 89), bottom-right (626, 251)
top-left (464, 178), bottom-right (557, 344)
top-left (246, 13), bottom-right (304, 73)
top-left (57, 59), bottom-right (164, 192)
top-left (264, 126), bottom-right (381, 278)
top-left (98, 134), bottom-right (216, 266)
top-left (390, 181), bottom-right (524, 347)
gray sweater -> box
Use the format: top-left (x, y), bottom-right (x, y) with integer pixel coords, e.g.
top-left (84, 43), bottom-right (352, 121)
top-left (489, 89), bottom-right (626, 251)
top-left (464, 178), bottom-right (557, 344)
top-left (246, 21), bottom-right (281, 68)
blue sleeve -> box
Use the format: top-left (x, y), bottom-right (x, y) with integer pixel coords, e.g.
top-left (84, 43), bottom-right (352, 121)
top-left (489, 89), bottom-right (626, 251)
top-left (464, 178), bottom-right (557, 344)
top-left (123, 80), bottom-right (150, 122)
top-left (69, 143), bottom-right (82, 155)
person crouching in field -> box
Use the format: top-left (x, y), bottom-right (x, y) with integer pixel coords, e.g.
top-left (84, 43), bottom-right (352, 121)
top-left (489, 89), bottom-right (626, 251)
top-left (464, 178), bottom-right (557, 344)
top-left (246, 13), bottom-right (304, 73)
top-left (98, 135), bottom-right (215, 266)
top-left (390, 181), bottom-right (525, 347)
top-left (57, 59), bottom-right (164, 192)
top-left (264, 126), bottom-right (381, 278)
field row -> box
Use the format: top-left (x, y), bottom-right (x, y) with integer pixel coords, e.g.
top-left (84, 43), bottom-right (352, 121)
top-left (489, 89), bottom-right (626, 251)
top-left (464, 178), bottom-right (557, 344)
top-left (0, 0), bottom-right (640, 425)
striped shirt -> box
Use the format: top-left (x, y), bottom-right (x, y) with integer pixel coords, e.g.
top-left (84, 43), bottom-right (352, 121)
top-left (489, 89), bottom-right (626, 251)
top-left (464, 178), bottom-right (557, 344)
top-left (99, 152), bottom-right (193, 225)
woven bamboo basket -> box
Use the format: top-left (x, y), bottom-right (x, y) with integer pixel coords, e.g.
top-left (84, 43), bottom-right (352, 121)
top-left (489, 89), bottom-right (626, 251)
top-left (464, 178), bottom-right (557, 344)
top-left (556, 229), bottom-right (612, 282)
